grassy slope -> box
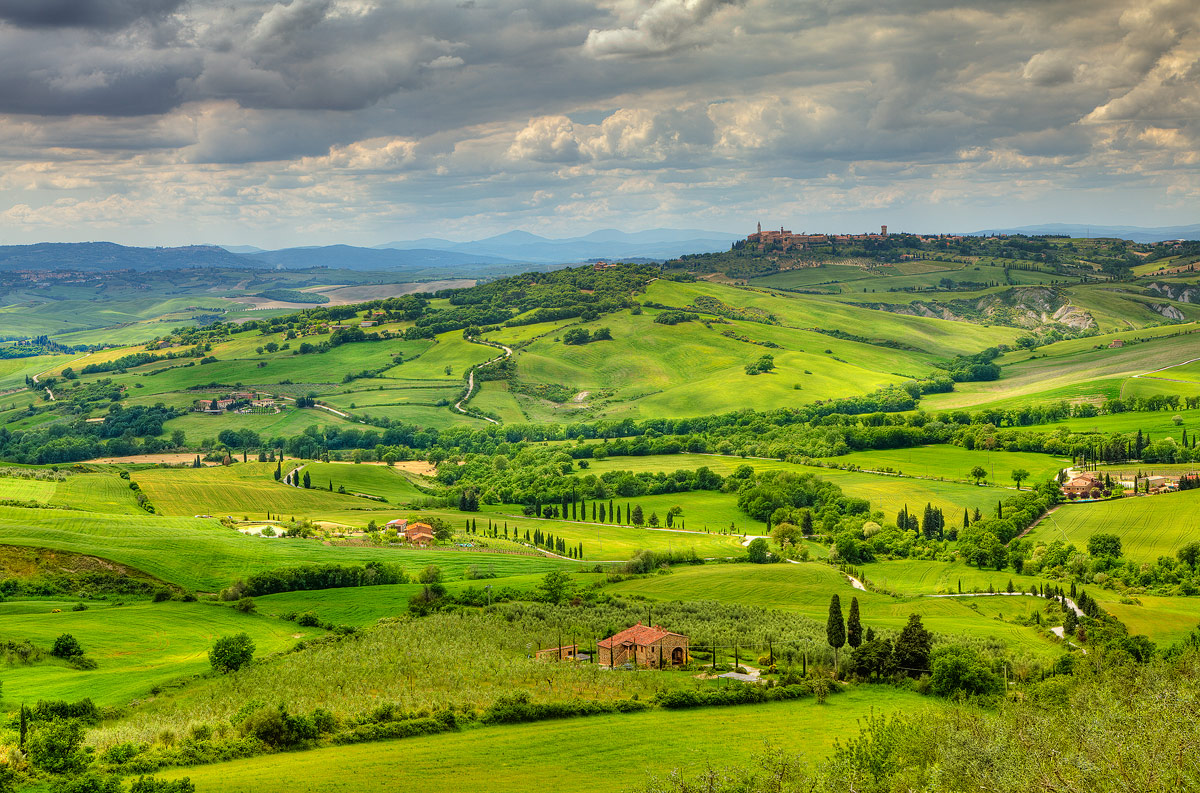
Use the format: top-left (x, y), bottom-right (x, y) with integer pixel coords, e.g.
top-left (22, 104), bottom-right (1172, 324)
top-left (0, 504), bottom-right (572, 591)
top-left (921, 331), bottom-right (1200, 411)
top-left (164, 688), bottom-right (933, 793)
top-left (0, 600), bottom-right (319, 708)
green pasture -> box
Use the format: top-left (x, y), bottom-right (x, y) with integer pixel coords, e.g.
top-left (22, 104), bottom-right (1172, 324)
top-left (1018, 407), bottom-right (1200, 437)
top-left (859, 559), bottom-right (1049, 596)
top-left (644, 279), bottom-right (1019, 357)
top-left (511, 308), bottom-right (918, 422)
top-left (469, 380), bottom-right (528, 423)
top-left (158, 408), bottom-right (354, 443)
top-left (165, 688), bottom-right (934, 793)
top-left (464, 506), bottom-right (746, 560)
top-left (603, 563), bottom-right (1059, 657)
top-left (0, 600), bottom-right (317, 710)
top-left (921, 331), bottom-right (1200, 412)
top-left (1098, 593), bottom-right (1200, 646)
top-left (579, 451), bottom-right (1021, 522)
top-left (0, 503), bottom-right (573, 591)
top-left (822, 445), bottom-right (1067, 485)
top-left (1027, 489), bottom-right (1200, 562)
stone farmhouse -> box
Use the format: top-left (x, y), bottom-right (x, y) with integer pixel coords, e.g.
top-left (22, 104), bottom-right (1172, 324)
top-left (598, 623), bottom-right (689, 668)
top-left (1062, 470), bottom-right (1103, 498)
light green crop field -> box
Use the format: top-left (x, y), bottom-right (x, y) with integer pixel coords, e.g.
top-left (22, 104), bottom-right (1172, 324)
top-left (299, 462), bottom-right (426, 504)
top-left (603, 563), bottom-right (1059, 657)
top-left (822, 445), bottom-right (1067, 485)
top-left (1152, 359), bottom-right (1200, 384)
top-left (165, 687), bottom-right (935, 793)
top-left (0, 600), bottom-right (319, 709)
top-left (1027, 489), bottom-right (1200, 562)
top-left (0, 504), bottom-right (574, 591)
top-left (0, 471), bottom-right (144, 513)
top-left (133, 463), bottom-right (382, 517)
top-left (1097, 593), bottom-right (1200, 645)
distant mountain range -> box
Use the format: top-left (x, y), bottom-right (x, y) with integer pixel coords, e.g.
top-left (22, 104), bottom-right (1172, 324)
top-left (966, 223), bottom-right (1200, 243)
top-left (0, 242), bottom-right (247, 272)
top-left (0, 228), bottom-right (742, 275)
top-left (373, 228), bottom-right (741, 264)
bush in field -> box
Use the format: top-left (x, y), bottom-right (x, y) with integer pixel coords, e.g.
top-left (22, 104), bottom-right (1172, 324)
top-left (51, 633), bottom-right (84, 659)
top-left (208, 633), bottom-right (255, 673)
top-left (26, 719), bottom-right (89, 774)
top-left (929, 646), bottom-right (1003, 700)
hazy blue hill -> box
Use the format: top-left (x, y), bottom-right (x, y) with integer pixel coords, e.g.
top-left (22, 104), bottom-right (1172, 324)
top-left (375, 227), bottom-right (740, 263)
top-left (967, 222), bottom-right (1200, 243)
top-left (240, 245), bottom-right (517, 271)
top-left (0, 242), bottom-right (251, 272)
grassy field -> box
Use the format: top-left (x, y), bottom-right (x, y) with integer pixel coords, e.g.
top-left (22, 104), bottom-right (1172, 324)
top-left (819, 445), bottom-right (1066, 485)
top-left (603, 563), bottom-right (1060, 657)
top-left (164, 687), bottom-right (934, 793)
top-left (579, 451), bottom-right (1026, 523)
top-left (0, 503), bottom-right (574, 591)
top-left (1027, 489), bottom-right (1200, 562)
top-left (858, 559), bottom-right (1048, 596)
top-left (0, 600), bottom-right (318, 709)
top-left (299, 462), bottom-right (427, 504)
top-left (1098, 593), bottom-right (1200, 645)
top-left (133, 463), bottom-right (383, 517)
top-left (921, 331), bottom-right (1200, 412)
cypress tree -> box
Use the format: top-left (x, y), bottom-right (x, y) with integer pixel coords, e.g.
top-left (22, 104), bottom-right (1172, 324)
top-left (846, 596), bottom-right (862, 649)
top-left (592, 502), bottom-right (597, 521)
top-left (826, 594), bottom-right (846, 673)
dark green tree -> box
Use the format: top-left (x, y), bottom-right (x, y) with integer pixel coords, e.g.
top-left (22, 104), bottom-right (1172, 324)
top-left (846, 596), bottom-right (862, 649)
top-left (827, 594), bottom-right (846, 673)
top-left (893, 613), bottom-right (933, 675)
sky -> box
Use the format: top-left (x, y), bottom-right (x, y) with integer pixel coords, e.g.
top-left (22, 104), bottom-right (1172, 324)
top-left (0, 0), bottom-right (1197, 248)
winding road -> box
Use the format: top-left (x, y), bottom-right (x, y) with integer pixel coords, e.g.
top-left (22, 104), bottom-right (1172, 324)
top-left (453, 339), bottom-right (513, 424)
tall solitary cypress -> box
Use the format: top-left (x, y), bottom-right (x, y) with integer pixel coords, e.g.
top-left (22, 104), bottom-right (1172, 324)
top-left (846, 596), bottom-right (862, 649)
top-left (827, 594), bottom-right (846, 673)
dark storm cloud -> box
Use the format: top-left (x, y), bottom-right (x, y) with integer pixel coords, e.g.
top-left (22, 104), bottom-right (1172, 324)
top-left (0, 0), bottom-right (185, 29)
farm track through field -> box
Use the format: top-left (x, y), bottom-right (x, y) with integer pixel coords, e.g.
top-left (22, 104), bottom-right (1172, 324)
top-left (453, 338), bottom-right (513, 424)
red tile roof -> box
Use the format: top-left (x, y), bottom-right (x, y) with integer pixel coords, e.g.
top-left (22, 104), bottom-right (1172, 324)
top-left (598, 623), bottom-right (682, 648)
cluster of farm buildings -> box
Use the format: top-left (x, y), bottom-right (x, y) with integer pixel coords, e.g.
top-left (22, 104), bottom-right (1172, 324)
top-left (193, 391), bottom-right (279, 414)
top-left (384, 518), bottom-right (435, 546)
top-left (1061, 469), bottom-right (1198, 499)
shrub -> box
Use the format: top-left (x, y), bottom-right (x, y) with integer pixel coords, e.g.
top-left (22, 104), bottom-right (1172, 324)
top-left (296, 611), bottom-right (321, 627)
top-left (233, 597), bottom-right (256, 614)
top-left (51, 633), bottom-right (84, 659)
top-left (929, 645), bottom-right (1002, 699)
top-left (26, 719), bottom-right (89, 774)
top-left (208, 633), bottom-right (255, 673)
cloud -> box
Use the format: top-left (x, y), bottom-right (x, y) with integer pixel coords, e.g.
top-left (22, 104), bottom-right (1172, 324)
top-left (0, 0), bottom-right (1199, 245)
top-left (0, 0), bottom-right (185, 29)
top-left (585, 0), bottom-right (743, 58)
